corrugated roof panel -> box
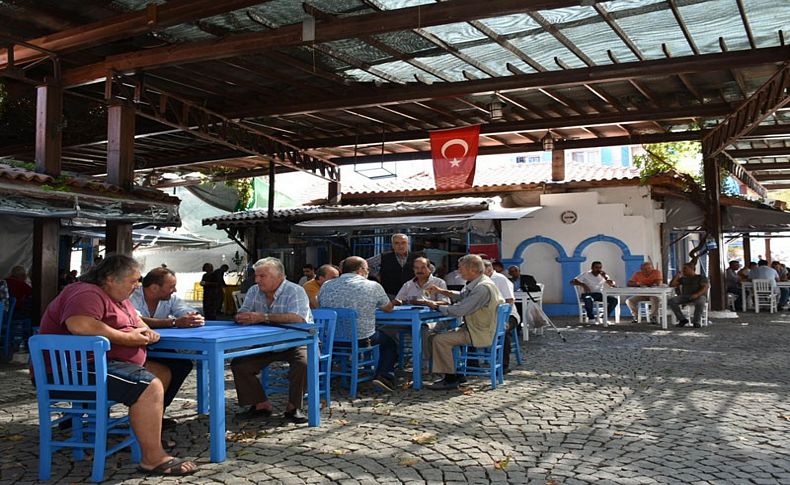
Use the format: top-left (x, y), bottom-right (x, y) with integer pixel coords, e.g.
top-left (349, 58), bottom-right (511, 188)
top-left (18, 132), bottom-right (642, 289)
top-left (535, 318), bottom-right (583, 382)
top-left (510, 32), bottom-right (588, 70)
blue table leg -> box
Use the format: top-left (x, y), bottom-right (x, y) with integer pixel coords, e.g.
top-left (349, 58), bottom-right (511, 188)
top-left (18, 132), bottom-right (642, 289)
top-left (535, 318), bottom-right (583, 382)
top-left (306, 334), bottom-right (320, 427)
top-left (411, 316), bottom-right (422, 390)
top-left (196, 357), bottom-right (209, 414)
top-left (208, 347), bottom-right (226, 462)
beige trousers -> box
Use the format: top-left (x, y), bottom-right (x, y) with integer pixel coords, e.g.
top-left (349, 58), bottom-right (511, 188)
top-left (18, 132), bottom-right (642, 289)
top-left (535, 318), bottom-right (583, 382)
top-left (431, 326), bottom-right (472, 375)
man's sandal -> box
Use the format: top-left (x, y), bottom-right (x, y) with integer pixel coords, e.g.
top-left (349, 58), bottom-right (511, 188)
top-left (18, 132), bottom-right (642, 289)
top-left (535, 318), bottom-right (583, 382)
top-left (138, 457), bottom-right (197, 476)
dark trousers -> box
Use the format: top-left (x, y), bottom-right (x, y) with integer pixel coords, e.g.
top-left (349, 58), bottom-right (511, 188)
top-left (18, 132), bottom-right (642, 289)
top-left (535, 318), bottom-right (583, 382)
top-left (502, 316), bottom-right (518, 369)
top-left (149, 357), bottom-right (194, 410)
top-left (231, 347), bottom-right (307, 411)
top-left (368, 330), bottom-right (398, 380)
top-left (581, 292), bottom-right (618, 319)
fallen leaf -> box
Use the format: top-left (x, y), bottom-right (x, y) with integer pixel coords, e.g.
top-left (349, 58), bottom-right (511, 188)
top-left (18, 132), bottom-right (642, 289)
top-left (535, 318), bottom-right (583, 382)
top-left (5, 435), bottom-right (24, 442)
top-left (461, 387), bottom-right (475, 396)
top-left (399, 456), bottom-right (420, 466)
top-left (493, 454), bottom-right (512, 470)
top-left (400, 381), bottom-right (413, 390)
top-left (545, 480), bottom-right (560, 485)
top-left (408, 418), bottom-right (420, 426)
top-left (411, 432), bottom-right (437, 445)
top-left (778, 415), bottom-right (790, 421)
top-left (336, 419), bottom-right (349, 426)
top-left (331, 449), bottom-right (348, 456)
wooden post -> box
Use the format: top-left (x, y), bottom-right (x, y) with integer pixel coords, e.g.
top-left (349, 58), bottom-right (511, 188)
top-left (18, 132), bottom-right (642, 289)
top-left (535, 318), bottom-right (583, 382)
top-left (268, 159), bottom-right (275, 227)
top-left (743, 234), bottom-right (751, 263)
top-left (702, 148), bottom-right (725, 310)
top-left (32, 83), bottom-right (62, 322)
top-left (764, 238), bottom-right (771, 263)
top-left (105, 102), bottom-right (135, 255)
top-left (551, 149), bottom-right (565, 181)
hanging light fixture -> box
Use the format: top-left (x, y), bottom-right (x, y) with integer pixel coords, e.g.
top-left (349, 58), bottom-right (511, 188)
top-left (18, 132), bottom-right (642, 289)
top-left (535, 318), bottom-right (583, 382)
top-left (489, 100), bottom-right (503, 121)
top-left (542, 131), bottom-right (554, 151)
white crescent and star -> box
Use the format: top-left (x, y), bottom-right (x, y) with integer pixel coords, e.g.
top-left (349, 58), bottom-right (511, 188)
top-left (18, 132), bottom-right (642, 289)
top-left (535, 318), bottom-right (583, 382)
top-left (440, 139), bottom-right (469, 167)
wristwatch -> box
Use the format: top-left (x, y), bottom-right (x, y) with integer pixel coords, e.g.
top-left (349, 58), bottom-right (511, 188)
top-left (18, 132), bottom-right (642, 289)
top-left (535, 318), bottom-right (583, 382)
top-left (171, 318), bottom-right (177, 327)
top-left (263, 313), bottom-right (270, 323)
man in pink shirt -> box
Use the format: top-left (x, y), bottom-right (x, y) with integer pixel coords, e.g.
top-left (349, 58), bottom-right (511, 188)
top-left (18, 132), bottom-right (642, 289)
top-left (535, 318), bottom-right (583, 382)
top-left (625, 262), bottom-right (663, 323)
top-left (37, 255), bottom-right (197, 476)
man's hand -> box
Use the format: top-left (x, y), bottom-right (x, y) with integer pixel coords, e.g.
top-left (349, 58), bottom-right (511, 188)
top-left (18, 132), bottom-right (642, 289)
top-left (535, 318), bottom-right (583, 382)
top-left (235, 312), bottom-right (261, 325)
top-left (125, 327), bottom-right (152, 346)
top-left (142, 328), bottom-right (160, 344)
top-left (176, 312), bottom-right (205, 328)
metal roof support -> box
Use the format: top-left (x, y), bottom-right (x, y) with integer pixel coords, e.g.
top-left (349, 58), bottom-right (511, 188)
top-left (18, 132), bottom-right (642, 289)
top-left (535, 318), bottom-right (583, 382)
top-left (702, 65), bottom-right (790, 159)
top-left (105, 72), bottom-right (339, 183)
top-left (717, 153), bottom-right (767, 198)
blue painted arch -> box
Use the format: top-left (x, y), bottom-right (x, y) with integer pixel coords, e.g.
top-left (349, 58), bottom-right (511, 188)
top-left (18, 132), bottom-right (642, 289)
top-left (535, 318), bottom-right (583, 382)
top-left (504, 235), bottom-right (569, 266)
top-left (572, 234), bottom-right (645, 291)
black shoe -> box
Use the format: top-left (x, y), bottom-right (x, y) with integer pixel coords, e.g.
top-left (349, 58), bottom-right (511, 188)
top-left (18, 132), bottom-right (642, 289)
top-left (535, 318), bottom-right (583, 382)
top-left (630, 318), bottom-right (638, 324)
top-left (693, 323), bottom-right (702, 328)
top-left (236, 406), bottom-right (272, 420)
top-left (161, 417), bottom-right (178, 429)
top-left (283, 409), bottom-right (308, 424)
top-left (372, 375), bottom-right (395, 392)
top-left (503, 367), bottom-right (512, 375)
top-left (675, 319), bottom-right (689, 328)
top-left (426, 378), bottom-right (459, 390)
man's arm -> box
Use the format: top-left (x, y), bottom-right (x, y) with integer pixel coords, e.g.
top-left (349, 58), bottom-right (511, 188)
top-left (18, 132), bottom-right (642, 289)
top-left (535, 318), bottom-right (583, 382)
top-left (692, 280), bottom-right (710, 300)
top-left (571, 276), bottom-right (591, 293)
top-left (438, 285), bottom-right (491, 317)
top-left (65, 315), bottom-right (152, 347)
top-left (669, 273), bottom-right (682, 288)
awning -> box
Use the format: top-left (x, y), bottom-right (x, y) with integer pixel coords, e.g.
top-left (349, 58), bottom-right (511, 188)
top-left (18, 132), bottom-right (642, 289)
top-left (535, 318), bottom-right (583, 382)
top-left (295, 206), bottom-right (541, 228)
top-left (665, 197), bottom-right (790, 233)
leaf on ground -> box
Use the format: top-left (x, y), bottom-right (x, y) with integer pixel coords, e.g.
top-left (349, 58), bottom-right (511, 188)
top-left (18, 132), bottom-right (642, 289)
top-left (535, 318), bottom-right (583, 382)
top-left (545, 480), bottom-right (561, 485)
top-left (399, 456), bottom-right (420, 466)
top-left (411, 432), bottom-right (437, 445)
top-left (4, 435), bottom-right (24, 442)
top-left (336, 419), bottom-right (349, 426)
top-left (493, 454), bottom-right (512, 470)
top-left (331, 449), bottom-right (348, 456)
top-left (612, 431), bottom-right (625, 436)
top-left (400, 381), bottom-right (413, 390)
top-left (778, 415), bottom-right (790, 421)
top-left (408, 418), bottom-right (420, 426)
top-left (461, 387), bottom-right (475, 396)
top-left (227, 430), bottom-right (264, 442)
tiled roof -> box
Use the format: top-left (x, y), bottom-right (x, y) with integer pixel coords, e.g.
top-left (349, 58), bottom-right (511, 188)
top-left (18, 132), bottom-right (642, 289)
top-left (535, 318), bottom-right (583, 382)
top-left (204, 197), bottom-right (494, 225)
top-left (343, 161), bottom-right (641, 195)
top-left (0, 163), bottom-right (179, 204)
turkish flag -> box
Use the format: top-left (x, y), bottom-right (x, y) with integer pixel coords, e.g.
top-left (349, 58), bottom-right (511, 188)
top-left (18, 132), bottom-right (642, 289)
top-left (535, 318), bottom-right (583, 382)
top-left (430, 125), bottom-right (480, 191)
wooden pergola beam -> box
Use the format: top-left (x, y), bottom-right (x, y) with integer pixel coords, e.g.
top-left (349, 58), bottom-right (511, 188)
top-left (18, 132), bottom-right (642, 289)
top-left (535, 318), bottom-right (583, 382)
top-left (727, 147), bottom-right (790, 159)
top-left (0, 0), bottom-right (267, 69)
top-left (61, 0), bottom-right (580, 86)
top-left (743, 162), bottom-right (790, 171)
top-left (233, 46), bottom-right (790, 118)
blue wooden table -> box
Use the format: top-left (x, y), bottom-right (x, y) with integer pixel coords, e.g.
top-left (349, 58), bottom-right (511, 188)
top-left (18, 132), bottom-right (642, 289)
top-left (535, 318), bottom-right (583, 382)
top-left (148, 322), bottom-right (319, 462)
top-left (375, 306), bottom-right (456, 390)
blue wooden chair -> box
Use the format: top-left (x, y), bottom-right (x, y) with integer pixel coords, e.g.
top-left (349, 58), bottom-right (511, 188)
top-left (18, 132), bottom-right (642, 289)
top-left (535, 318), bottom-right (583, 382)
top-left (510, 324), bottom-right (523, 365)
top-left (29, 335), bottom-right (141, 482)
top-left (455, 303), bottom-right (511, 389)
top-left (325, 308), bottom-right (379, 398)
top-left (261, 309), bottom-right (338, 407)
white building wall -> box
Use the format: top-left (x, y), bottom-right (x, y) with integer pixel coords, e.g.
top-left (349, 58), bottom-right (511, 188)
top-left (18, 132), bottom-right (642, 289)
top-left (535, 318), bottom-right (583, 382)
top-left (502, 187), bottom-right (664, 306)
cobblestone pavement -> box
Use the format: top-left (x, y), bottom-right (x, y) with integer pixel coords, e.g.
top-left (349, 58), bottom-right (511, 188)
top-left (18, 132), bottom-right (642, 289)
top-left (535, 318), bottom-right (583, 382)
top-left (2, 312), bottom-right (790, 484)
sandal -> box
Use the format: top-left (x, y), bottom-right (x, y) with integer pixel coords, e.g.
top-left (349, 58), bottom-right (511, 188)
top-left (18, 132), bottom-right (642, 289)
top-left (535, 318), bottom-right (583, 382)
top-left (138, 457), bottom-right (197, 476)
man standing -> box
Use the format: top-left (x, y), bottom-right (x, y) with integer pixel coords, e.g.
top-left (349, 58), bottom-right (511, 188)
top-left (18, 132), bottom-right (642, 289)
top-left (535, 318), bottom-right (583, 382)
top-left (231, 258), bottom-right (312, 424)
top-left (298, 264), bottom-right (316, 286)
top-left (304, 264), bottom-right (340, 309)
top-left (484, 260), bottom-right (519, 373)
top-left (318, 256), bottom-right (397, 392)
top-left (130, 267), bottom-right (204, 423)
top-left (669, 262), bottom-right (709, 328)
top-left (625, 262), bottom-right (663, 323)
top-left (424, 254), bottom-right (504, 390)
top-left (379, 233), bottom-right (419, 298)
top-left (571, 261), bottom-right (618, 322)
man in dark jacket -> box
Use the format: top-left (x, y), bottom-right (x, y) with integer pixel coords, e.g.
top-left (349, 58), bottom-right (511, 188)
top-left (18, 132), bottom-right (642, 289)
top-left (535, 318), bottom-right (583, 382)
top-left (379, 233), bottom-right (419, 298)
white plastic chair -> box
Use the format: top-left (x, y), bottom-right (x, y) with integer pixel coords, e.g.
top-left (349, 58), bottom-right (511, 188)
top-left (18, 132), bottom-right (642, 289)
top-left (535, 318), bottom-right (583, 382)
top-left (232, 290), bottom-right (245, 310)
top-left (573, 285), bottom-right (605, 324)
top-left (752, 279), bottom-right (777, 314)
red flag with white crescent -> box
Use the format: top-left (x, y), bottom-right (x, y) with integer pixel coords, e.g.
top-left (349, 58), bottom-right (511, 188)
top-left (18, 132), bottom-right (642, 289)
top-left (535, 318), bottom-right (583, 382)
top-left (430, 125), bottom-right (480, 191)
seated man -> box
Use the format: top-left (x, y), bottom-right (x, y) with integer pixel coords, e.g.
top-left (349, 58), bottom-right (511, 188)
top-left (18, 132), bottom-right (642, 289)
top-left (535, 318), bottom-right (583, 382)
top-left (37, 255), bottom-right (197, 475)
top-left (571, 261), bottom-right (617, 322)
top-left (507, 265), bottom-right (541, 293)
top-left (5, 265), bottom-right (32, 315)
top-left (669, 262), bottom-right (709, 328)
top-left (130, 267), bottom-right (204, 423)
top-left (231, 257), bottom-right (312, 424)
top-left (484, 260), bottom-right (520, 373)
top-left (725, 260), bottom-right (742, 310)
top-left (424, 254), bottom-right (504, 390)
top-left (298, 264), bottom-right (316, 286)
top-left (625, 262), bottom-right (663, 324)
top-left (392, 257), bottom-right (450, 372)
top-left (303, 264), bottom-right (340, 309)
top-left (318, 256), bottom-right (397, 392)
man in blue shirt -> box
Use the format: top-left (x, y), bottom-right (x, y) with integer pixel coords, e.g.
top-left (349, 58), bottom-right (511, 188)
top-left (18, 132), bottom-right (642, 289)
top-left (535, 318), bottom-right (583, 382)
top-left (231, 257), bottom-right (313, 424)
top-left (318, 256), bottom-right (397, 392)
top-left (130, 267), bottom-right (204, 424)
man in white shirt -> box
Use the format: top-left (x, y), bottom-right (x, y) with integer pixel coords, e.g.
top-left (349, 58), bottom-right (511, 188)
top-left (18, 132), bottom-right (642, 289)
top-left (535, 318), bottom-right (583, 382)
top-left (571, 261), bottom-right (617, 321)
top-left (749, 259), bottom-right (780, 298)
top-left (483, 260), bottom-right (519, 373)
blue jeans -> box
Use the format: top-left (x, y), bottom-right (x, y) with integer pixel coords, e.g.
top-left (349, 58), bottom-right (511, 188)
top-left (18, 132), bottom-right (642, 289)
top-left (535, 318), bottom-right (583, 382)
top-left (581, 292), bottom-right (618, 319)
top-left (369, 330), bottom-right (397, 381)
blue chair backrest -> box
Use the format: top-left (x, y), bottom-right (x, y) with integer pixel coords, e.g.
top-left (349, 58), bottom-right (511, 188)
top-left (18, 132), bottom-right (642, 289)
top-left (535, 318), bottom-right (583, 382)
top-left (320, 308), bottom-right (359, 344)
top-left (312, 309), bottom-right (337, 357)
top-left (29, 335), bottom-right (111, 402)
top-left (496, 303), bottom-right (510, 335)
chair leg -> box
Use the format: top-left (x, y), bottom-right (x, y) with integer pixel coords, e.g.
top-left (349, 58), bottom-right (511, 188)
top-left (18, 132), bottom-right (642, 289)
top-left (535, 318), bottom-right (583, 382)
top-left (510, 327), bottom-right (522, 365)
top-left (349, 352), bottom-right (358, 399)
top-left (38, 409), bottom-right (53, 480)
top-left (91, 410), bottom-right (109, 482)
